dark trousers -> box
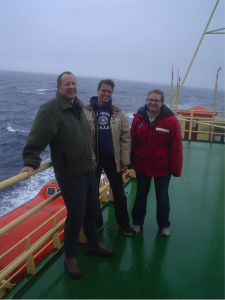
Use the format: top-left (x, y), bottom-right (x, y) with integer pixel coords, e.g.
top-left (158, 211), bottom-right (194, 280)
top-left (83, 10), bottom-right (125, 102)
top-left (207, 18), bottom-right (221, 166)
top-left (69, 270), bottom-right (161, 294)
top-left (132, 172), bottom-right (171, 229)
top-left (95, 155), bottom-right (130, 227)
top-left (56, 170), bottom-right (99, 259)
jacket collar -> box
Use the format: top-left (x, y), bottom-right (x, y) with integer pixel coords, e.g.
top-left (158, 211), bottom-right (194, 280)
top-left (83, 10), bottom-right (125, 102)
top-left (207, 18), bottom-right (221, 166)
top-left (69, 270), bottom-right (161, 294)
top-left (134, 104), bottom-right (174, 124)
top-left (84, 103), bottom-right (121, 112)
top-left (55, 91), bottom-right (83, 111)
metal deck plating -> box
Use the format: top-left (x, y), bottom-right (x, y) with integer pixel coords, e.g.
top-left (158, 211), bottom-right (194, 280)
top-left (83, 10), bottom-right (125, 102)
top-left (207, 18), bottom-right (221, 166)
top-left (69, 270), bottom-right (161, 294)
top-left (4, 140), bottom-right (224, 299)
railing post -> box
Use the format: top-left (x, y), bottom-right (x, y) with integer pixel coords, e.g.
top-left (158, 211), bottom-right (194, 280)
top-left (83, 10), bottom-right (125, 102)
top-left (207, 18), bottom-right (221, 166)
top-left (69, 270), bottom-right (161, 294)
top-left (99, 176), bottom-right (108, 203)
top-left (174, 70), bottom-right (180, 115)
top-left (0, 285), bottom-right (6, 298)
top-left (79, 227), bottom-right (87, 244)
top-left (122, 173), bottom-right (126, 184)
top-left (102, 189), bottom-right (108, 202)
top-left (108, 186), bottom-right (113, 201)
top-left (170, 66), bottom-right (173, 109)
top-left (211, 67), bottom-right (221, 141)
top-left (128, 169), bottom-right (136, 178)
top-left (188, 111), bottom-right (194, 140)
top-left (0, 260), bottom-right (6, 298)
top-left (53, 217), bottom-right (61, 249)
top-left (25, 238), bottom-right (36, 275)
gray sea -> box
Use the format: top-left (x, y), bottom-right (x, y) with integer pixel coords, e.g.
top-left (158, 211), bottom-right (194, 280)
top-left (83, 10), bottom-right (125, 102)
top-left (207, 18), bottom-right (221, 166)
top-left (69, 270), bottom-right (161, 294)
top-left (0, 70), bottom-right (224, 217)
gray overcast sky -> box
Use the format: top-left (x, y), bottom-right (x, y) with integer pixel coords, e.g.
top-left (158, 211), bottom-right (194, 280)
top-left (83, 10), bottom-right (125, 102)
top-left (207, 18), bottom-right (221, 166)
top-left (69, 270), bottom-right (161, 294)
top-left (0, 0), bottom-right (224, 90)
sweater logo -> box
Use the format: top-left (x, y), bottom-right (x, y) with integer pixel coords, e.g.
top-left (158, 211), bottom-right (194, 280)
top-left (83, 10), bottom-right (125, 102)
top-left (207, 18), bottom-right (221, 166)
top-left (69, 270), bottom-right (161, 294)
top-left (114, 113), bottom-right (119, 118)
top-left (99, 115), bottom-right (108, 125)
top-left (98, 112), bottom-right (110, 130)
top-left (88, 121), bottom-right (93, 127)
top-left (138, 121), bottom-right (143, 128)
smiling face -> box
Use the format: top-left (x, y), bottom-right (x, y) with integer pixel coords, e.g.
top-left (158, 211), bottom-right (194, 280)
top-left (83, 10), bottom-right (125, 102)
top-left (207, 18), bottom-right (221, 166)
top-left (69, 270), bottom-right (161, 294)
top-left (57, 73), bottom-right (77, 102)
top-left (146, 92), bottom-right (163, 117)
top-left (97, 84), bottom-right (113, 106)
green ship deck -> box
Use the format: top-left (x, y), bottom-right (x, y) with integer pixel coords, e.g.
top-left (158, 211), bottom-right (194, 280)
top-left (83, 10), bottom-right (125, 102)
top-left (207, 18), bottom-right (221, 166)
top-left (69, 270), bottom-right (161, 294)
top-left (4, 140), bottom-right (224, 299)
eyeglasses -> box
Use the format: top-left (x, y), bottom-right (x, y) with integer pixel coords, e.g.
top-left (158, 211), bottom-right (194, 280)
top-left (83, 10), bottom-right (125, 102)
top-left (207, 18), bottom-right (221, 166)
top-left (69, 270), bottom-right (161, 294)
top-left (147, 98), bottom-right (161, 103)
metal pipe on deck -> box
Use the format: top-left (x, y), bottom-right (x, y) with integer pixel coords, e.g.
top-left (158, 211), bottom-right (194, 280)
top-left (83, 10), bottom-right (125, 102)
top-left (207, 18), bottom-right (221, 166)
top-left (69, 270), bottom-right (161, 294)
top-left (171, 0), bottom-right (220, 108)
top-left (211, 67), bottom-right (222, 141)
top-left (170, 66), bottom-right (173, 109)
top-left (0, 162), bottom-right (52, 190)
top-left (174, 70), bottom-right (180, 115)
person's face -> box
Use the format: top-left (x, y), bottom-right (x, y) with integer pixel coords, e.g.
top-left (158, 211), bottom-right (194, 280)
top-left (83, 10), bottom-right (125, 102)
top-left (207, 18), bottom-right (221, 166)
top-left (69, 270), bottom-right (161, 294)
top-left (57, 74), bottom-right (77, 102)
top-left (146, 93), bottom-right (163, 116)
top-left (97, 84), bottom-right (113, 106)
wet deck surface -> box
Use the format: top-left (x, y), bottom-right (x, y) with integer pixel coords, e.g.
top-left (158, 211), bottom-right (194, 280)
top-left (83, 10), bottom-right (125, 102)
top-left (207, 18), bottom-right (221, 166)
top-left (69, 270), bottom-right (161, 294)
top-left (5, 141), bottom-right (224, 299)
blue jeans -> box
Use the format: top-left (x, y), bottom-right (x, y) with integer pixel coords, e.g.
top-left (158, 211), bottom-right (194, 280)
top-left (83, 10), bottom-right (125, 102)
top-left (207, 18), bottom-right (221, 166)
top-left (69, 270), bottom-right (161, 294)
top-left (132, 172), bottom-right (171, 229)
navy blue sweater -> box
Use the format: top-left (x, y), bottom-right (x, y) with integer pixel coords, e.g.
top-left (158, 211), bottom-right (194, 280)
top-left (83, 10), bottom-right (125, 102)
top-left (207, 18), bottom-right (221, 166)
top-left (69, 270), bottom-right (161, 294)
top-left (90, 96), bottom-right (114, 157)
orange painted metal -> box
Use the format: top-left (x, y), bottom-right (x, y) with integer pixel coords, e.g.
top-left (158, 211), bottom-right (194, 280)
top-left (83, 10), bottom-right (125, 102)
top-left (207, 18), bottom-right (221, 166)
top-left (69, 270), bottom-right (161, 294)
top-left (0, 180), bottom-right (66, 284)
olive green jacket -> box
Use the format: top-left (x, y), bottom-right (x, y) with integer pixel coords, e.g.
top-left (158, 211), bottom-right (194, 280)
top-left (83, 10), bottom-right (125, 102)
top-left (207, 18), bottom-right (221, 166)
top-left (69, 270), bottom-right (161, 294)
top-left (23, 91), bottom-right (94, 179)
top-left (84, 104), bottom-right (131, 172)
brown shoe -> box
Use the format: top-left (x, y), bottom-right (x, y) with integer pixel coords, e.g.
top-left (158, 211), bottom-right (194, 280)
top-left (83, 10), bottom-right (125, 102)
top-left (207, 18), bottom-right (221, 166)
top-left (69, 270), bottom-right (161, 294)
top-left (64, 257), bottom-right (82, 278)
top-left (86, 243), bottom-right (115, 258)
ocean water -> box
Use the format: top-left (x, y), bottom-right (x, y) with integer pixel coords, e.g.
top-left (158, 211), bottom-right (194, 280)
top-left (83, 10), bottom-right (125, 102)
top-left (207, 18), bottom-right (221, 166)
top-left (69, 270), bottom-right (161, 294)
top-left (0, 70), bottom-right (224, 217)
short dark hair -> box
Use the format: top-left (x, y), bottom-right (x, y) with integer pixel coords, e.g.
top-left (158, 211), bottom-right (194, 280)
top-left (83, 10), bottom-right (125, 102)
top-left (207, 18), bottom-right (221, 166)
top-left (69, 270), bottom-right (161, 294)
top-left (98, 79), bottom-right (115, 91)
top-left (57, 71), bottom-right (75, 86)
top-left (147, 89), bottom-right (164, 103)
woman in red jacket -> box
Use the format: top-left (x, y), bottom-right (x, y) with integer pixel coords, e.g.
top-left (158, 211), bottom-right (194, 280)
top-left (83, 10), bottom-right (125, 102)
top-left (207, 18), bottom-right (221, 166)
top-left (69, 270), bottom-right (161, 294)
top-left (130, 89), bottom-right (183, 236)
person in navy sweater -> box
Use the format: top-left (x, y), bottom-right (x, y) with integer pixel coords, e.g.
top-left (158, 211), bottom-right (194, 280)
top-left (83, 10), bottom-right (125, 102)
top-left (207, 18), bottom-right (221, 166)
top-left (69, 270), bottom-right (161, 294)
top-left (84, 79), bottom-right (133, 235)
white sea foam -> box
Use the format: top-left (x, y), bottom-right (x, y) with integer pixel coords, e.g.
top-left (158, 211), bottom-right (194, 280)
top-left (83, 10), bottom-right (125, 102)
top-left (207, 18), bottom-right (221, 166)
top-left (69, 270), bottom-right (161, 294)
top-left (7, 124), bottom-right (29, 133)
top-left (37, 89), bottom-right (47, 95)
top-left (126, 112), bottom-right (134, 119)
top-left (7, 125), bottom-right (17, 132)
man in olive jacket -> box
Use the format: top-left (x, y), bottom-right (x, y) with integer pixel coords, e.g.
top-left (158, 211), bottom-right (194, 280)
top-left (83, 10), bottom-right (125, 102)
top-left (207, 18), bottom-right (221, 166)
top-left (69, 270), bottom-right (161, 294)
top-left (19, 72), bottom-right (115, 279)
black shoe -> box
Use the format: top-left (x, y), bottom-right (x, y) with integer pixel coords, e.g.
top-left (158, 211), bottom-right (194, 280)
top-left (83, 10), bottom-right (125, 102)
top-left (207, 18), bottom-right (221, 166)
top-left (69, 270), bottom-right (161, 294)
top-left (119, 224), bottom-right (133, 236)
top-left (64, 257), bottom-right (82, 279)
top-left (86, 243), bottom-right (115, 257)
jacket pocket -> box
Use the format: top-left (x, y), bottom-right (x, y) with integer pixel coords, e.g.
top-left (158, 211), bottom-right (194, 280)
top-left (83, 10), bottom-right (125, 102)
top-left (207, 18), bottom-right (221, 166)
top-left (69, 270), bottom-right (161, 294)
top-left (154, 150), bottom-right (170, 171)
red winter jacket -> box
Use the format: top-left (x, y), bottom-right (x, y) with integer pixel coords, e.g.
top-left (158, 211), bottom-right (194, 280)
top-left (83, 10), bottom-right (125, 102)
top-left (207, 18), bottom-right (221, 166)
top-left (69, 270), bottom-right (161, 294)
top-left (131, 104), bottom-right (183, 177)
